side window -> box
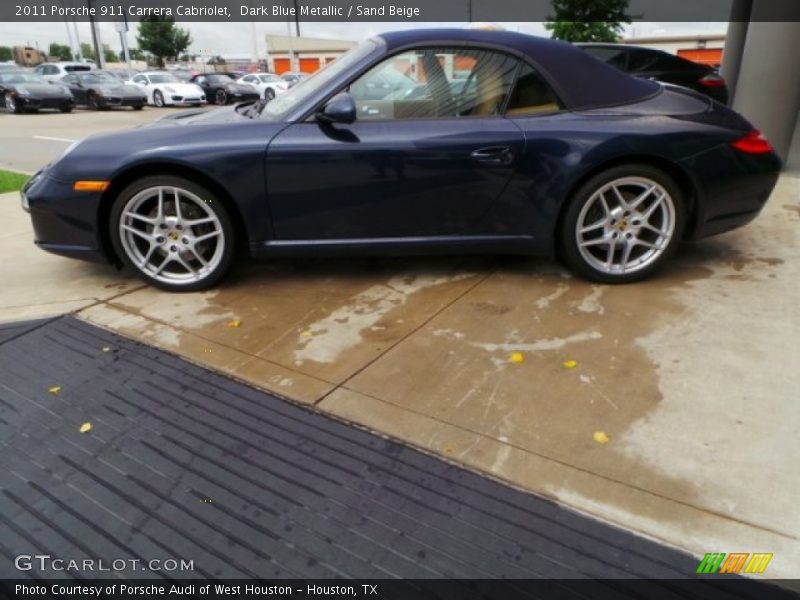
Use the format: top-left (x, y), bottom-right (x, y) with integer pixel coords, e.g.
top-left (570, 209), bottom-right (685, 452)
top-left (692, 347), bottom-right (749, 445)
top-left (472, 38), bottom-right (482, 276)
top-left (627, 49), bottom-right (661, 72)
top-left (505, 64), bottom-right (562, 116)
top-left (582, 46), bottom-right (628, 70)
top-left (132, 75), bottom-right (146, 84)
top-left (348, 47), bottom-right (518, 120)
top-left (63, 74), bottom-right (77, 85)
top-left (244, 75), bottom-right (255, 83)
top-left (47, 65), bottom-right (59, 75)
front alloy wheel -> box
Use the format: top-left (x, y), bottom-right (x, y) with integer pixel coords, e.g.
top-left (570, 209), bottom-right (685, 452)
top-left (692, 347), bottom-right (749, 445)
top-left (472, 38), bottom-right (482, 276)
top-left (153, 90), bottom-right (165, 107)
top-left (559, 165), bottom-right (684, 283)
top-left (5, 92), bottom-right (21, 113)
top-left (264, 88), bottom-right (275, 101)
top-left (215, 89), bottom-right (228, 105)
top-left (110, 176), bottom-right (235, 291)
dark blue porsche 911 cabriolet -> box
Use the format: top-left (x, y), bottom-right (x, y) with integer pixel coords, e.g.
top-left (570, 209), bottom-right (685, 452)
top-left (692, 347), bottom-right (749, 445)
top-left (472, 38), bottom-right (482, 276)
top-left (22, 29), bottom-right (781, 291)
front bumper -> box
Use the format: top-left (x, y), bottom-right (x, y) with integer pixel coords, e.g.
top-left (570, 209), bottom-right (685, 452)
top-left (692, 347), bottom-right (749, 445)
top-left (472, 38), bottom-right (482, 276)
top-left (19, 96), bottom-right (75, 110)
top-left (98, 95), bottom-right (147, 108)
top-left (168, 95), bottom-right (206, 106)
top-left (22, 169), bottom-right (110, 263)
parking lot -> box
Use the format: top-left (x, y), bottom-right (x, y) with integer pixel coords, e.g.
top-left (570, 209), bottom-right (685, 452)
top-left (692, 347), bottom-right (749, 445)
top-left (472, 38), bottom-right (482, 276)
top-left (2, 107), bottom-right (799, 580)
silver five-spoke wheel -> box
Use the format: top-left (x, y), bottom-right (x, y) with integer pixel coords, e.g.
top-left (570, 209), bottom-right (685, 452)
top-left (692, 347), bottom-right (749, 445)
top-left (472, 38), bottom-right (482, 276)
top-left (560, 165), bottom-right (684, 283)
top-left (111, 176), bottom-right (235, 291)
top-left (576, 176), bottom-right (675, 276)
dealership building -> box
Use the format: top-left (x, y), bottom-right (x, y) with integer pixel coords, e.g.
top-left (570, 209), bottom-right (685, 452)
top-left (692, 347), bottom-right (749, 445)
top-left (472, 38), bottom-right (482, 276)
top-left (264, 34), bottom-right (356, 74)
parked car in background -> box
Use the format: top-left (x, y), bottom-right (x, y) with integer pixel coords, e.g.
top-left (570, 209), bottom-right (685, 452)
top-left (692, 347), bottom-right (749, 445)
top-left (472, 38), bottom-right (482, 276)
top-left (171, 69), bottom-right (199, 82)
top-left (61, 71), bottom-right (146, 110)
top-left (107, 68), bottom-right (139, 82)
top-left (0, 62), bottom-right (23, 73)
top-left (22, 29), bottom-right (780, 291)
top-left (190, 72), bottom-right (259, 105)
top-left (33, 62), bottom-right (92, 83)
top-left (0, 72), bottom-right (74, 113)
top-left (577, 43), bottom-right (729, 104)
top-left (236, 72), bottom-right (288, 101)
top-left (280, 72), bottom-right (308, 87)
top-left (128, 71), bottom-right (206, 107)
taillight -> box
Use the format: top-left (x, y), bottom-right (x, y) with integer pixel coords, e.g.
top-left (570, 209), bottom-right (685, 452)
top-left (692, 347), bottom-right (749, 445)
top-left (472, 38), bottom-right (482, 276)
top-left (731, 129), bottom-right (773, 154)
top-left (698, 73), bottom-right (726, 88)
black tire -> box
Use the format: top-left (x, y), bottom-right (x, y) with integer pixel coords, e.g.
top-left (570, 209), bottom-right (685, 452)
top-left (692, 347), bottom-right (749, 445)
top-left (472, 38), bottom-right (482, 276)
top-left (264, 87), bottom-right (275, 101)
top-left (153, 90), bottom-right (165, 107)
top-left (60, 105), bottom-right (73, 113)
top-left (87, 91), bottom-right (100, 110)
top-left (5, 92), bottom-right (22, 114)
top-left (109, 175), bottom-right (236, 292)
top-left (133, 105), bottom-right (144, 111)
top-left (557, 164), bottom-right (685, 284)
top-left (215, 89), bottom-right (228, 105)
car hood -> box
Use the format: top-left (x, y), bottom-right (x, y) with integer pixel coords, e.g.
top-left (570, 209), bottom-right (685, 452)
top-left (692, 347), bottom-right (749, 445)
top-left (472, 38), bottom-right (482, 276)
top-left (46, 106), bottom-right (286, 182)
top-left (94, 83), bottom-right (143, 95)
top-left (15, 83), bottom-right (70, 97)
top-left (146, 103), bottom-right (252, 126)
top-left (157, 82), bottom-right (203, 93)
top-left (226, 82), bottom-right (256, 93)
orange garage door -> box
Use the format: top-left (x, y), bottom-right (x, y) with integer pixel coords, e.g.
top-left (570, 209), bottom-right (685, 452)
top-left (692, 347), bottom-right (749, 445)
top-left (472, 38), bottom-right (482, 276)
top-left (273, 58), bottom-right (291, 74)
top-left (299, 58), bottom-right (320, 73)
top-left (677, 48), bottom-right (723, 67)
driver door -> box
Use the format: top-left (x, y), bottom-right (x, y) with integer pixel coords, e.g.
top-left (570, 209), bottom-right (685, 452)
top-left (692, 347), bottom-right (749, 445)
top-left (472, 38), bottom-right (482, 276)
top-left (265, 46), bottom-right (525, 240)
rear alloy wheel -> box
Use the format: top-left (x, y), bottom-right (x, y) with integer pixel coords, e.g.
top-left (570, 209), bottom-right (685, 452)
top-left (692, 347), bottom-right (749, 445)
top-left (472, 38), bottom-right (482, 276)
top-left (264, 87), bottom-right (275, 101)
top-left (60, 104), bottom-right (73, 113)
top-left (215, 89), bottom-right (228, 105)
top-left (153, 90), bottom-right (165, 107)
top-left (559, 165), bottom-right (684, 283)
top-left (110, 176), bottom-right (235, 291)
top-left (5, 92), bottom-right (22, 114)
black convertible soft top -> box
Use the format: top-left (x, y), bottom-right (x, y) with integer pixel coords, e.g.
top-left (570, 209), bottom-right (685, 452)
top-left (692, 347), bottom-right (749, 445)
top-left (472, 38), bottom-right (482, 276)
top-left (378, 28), bottom-right (662, 110)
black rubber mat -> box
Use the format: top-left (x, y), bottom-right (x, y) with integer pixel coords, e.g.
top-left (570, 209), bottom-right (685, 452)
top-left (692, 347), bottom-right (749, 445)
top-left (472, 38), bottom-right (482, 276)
top-left (0, 317), bottom-right (792, 599)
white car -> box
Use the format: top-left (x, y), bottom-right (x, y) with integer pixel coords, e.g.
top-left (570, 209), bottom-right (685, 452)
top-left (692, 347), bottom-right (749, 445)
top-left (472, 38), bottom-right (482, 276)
top-left (128, 71), bottom-right (206, 107)
top-left (33, 62), bottom-right (92, 83)
top-left (236, 72), bottom-right (288, 101)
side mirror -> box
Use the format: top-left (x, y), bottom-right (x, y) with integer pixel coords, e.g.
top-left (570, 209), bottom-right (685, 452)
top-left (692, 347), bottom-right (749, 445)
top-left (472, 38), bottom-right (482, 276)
top-left (316, 92), bottom-right (356, 125)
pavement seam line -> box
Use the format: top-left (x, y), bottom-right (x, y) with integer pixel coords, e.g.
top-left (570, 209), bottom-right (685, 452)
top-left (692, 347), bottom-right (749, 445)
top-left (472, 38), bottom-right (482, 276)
top-left (313, 265), bottom-right (498, 407)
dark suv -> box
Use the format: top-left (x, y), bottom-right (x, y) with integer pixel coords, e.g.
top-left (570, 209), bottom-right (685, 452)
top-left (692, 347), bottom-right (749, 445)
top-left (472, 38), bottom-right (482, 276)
top-left (577, 43), bottom-right (729, 105)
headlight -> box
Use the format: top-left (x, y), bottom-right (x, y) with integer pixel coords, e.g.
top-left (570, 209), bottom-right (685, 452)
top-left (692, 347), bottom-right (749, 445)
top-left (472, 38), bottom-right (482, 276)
top-left (16, 87), bottom-right (30, 96)
top-left (165, 86), bottom-right (176, 93)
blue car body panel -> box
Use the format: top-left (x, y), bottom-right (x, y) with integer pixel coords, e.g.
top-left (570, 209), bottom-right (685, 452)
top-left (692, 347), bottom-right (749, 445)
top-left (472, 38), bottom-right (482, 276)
top-left (23, 29), bottom-right (781, 266)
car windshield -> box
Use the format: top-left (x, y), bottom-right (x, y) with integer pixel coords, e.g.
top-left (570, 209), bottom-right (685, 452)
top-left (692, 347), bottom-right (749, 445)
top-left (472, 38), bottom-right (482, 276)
top-left (149, 73), bottom-right (180, 84)
top-left (263, 39), bottom-right (377, 119)
top-left (80, 72), bottom-right (119, 84)
top-left (0, 72), bottom-right (44, 84)
top-left (259, 74), bottom-right (280, 82)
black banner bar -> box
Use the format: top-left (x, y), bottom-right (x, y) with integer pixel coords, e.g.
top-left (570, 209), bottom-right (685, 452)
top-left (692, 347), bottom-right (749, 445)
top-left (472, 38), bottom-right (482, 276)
top-left (4, 0), bottom-right (800, 22)
top-left (2, 579), bottom-right (799, 600)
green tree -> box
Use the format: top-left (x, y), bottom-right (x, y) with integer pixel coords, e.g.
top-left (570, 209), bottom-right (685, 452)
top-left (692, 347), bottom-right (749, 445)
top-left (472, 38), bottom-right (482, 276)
top-left (80, 42), bottom-right (95, 61)
top-left (136, 17), bottom-right (192, 68)
top-left (545, 0), bottom-right (632, 42)
top-left (49, 42), bottom-right (73, 61)
top-left (103, 44), bottom-right (117, 63)
top-left (0, 46), bottom-right (12, 62)
top-left (128, 47), bottom-right (146, 61)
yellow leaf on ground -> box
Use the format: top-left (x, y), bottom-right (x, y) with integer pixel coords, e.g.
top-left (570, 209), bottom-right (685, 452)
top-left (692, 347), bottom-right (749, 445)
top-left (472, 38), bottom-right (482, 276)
top-left (79, 422), bottom-right (92, 434)
top-left (227, 319), bottom-right (242, 328)
top-left (101, 346), bottom-right (111, 353)
top-left (510, 352), bottom-right (524, 364)
top-left (300, 330), bottom-right (313, 337)
top-left (593, 431), bottom-right (610, 444)
top-left (563, 360), bottom-right (578, 369)
top-left (48, 386), bottom-right (61, 394)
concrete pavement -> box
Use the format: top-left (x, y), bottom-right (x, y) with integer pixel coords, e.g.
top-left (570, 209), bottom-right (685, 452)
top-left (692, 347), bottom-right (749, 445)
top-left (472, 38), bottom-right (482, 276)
top-left (2, 174), bottom-right (798, 578)
top-left (2, 108), bottom-right (798, 579)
